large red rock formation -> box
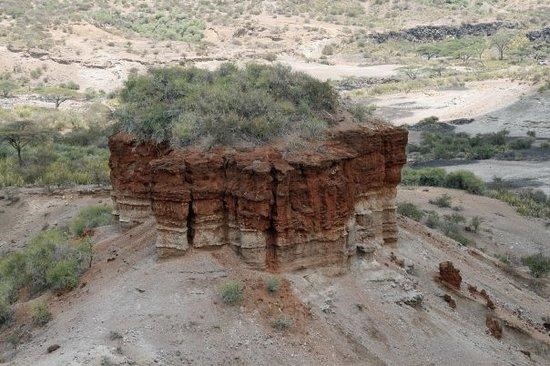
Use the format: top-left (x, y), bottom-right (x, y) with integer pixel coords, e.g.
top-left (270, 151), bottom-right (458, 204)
top-left (109, 121), bottom-right (407, 270)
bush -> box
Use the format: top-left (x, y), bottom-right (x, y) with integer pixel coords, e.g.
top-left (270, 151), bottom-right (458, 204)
top-left (117, 63), bottom-right (340, 147)
top-left (521, 254), bottom-right (550, 278)
top-left (509, 138), bottom-right (533, 150)
top-left (0, 296), bottom-right (12, 325)
top-left (220, 281), bottom-right (244, 305)
top-left (488, 189), bottom-right (550, 219)
top-left (397, 202), bottom-right (424, 221)
top-left (425, 211), bottom-right (440, 228)
top-left (444, 212), bottom-right (466, 224)
top-left (46, 259), bottom-right (80, 291)
top-left (272, 315), bottom-right (293, 331)
top-left (440, 219), bottom-right (472, 246)
top-left (265, 276), bottom-right (281, 293)
top-left (445, 170), bottom-right (485, 194)
top-left (69, 205), bottom-right (112, 236)
top-left (469, 216), bottom-right (482, 232)
top-left (0, 229), bottom-right (91, 302)
top-left (31, 302), bottom-right (52, 326)
top-left (401, 167), bottom-right (446, 187)
top-left (429, 193), bottom-right (452, 208)
top-left (413, 130), bottom-right (508, 161)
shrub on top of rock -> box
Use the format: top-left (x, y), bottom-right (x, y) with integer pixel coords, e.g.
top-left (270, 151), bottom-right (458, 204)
top-left (115, 63), bottom-right (359, 148)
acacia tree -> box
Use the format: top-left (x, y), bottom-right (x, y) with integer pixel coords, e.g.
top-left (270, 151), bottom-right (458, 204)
top-left (491, 29), bottom-right (515, 60)
top-left (0, 120), bottom-right (51, 165)
top-left (0, 79), bottom-right (17, 98)
top-left (40, 87), bottom-right (78, 108)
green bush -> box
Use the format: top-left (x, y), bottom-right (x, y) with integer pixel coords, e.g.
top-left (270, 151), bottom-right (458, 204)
top-left (0, 229), bottom-right (91, 305)
top-left (69, 205), bottom-right (112, 236)
top-left (397, 202), bottom-right (424, 221)
top-left (488, 189), bottom-right (550, 219)
top-left (401, 167), bottom-right (446, 187)
top-left (509, 138), bottom-right (533, 150)
top-left (265, 276), bottom-right (281, 293)
top-left (31, 302), bottom-right (52, 326)
top-left (521, 254), bottom-right (550, 278)
top-left (444, 170), bottom-right (485, 194)
top-left (272, 315), bottom-right (293, 331)
top-left (469, 216), bottom-right (482, 232)
top-left (425, 211), bottom-right (440, 228)
top-left (0, 296), bottom-right (13, 325)
top-left (117, 63), bottom-right (340, 147)
top-left (429, 193), bottom-right (452, 208)
top-left (413, 130), bottom-right (508, 161)
top-left (440, 219), bottom-right (472, 246)
top-left (46, 259), bottom-right (79, 290)
top-left (220, 281), bottom-right (244, 306)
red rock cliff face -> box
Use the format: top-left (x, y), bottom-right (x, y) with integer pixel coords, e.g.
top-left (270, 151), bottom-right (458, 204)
top-left (109, 122), bottom-right (407, 271)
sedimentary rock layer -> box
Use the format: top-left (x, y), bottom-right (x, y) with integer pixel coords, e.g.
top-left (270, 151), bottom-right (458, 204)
top-left (109, 122), bottom-right (407, 271)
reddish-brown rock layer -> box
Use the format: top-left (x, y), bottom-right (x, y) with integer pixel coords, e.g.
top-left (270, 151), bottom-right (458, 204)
top-left (109, 122), bottom-right (407, 270)
top-left (439, 261), bottom-right (462, 289)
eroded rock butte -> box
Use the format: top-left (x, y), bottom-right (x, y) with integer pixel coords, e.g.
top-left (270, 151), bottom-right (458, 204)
top-left (109, 121), bottom-right (407, 271)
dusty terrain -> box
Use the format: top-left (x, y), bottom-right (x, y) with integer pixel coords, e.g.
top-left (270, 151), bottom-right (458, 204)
top-left (0, 188), bottom-right (548, 365)
top-left (2, 203), bottom-right (548, 365)
top-left (398, 187), bottom-right (550, 258)
top-left (0, 187), bottom-right (109, 252)
top-left (372, 79), bottom-right (535, 126)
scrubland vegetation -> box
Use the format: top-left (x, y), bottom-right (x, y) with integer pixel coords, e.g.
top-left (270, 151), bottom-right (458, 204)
top-left (0, 230), bottom-right (92, 324)
top-left (0, 105), bottom-right (111, 188)
top-left (402, 168), bottom-right (550, 220)
top-left (117, 63), bottom-right (345, 147)
top-left (0, 204), bottom-right (110, 326)
top-left (69, 204), bottom-right (112, 236)
top-left (219, 281), bottom-right (244, 306)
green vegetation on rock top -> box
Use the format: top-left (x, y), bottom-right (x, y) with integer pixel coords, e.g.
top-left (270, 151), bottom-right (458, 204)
top-left (116, 63), bottom-right (341, 147)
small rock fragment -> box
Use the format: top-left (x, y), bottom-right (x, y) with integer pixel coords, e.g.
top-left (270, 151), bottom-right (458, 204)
top-left (443, 294), bottom-right (456, 309)
top-left (439, 261), bottom-right (462, 289)
top-left (47, 344), bottom-right (60, 353)
top-left (486, 315), bottom-right (503, 339)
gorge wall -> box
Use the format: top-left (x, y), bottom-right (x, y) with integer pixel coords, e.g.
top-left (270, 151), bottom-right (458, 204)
top-left (109, 122), bottom-right (407, 271)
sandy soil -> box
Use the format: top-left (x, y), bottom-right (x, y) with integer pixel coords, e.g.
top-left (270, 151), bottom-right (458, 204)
top-left (398, 186), bottom-right (550, 258)
top-left (278, 56), bottom-right (400, 81)
top-left (373, 79), bottom-right (534, 126)
top-left (455, 90), bottom-right (550, 138)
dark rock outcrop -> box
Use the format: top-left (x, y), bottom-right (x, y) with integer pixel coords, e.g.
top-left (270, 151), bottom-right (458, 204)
top-left (371, 22), bottom-right (516, 43)
top-left (526, 27), bottom-right (550, 43)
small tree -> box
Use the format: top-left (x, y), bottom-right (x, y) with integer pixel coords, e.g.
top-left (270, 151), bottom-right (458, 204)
top-left (417, 44), bottom-right (440, 60)
top-left (0, 79), bottom-right (17, 98)
top-left (491, 29), bottom-right (515, 60)
top-left (0, 120), bottom-right (51, 165)
top-left (40, 87), bottom-right (78, 108)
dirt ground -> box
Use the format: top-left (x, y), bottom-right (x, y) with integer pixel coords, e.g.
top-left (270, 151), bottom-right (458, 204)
top-left (397, 186), bottom-right (550, 259)
top-left (0, 187), bottom-right (110, 253)
top-left (373, 79), bottom-right (534, 126)
top-left (1, 189), bottom-right (548, 365)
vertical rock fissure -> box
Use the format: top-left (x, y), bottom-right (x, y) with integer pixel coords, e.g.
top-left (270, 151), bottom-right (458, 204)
top-left (266, 166), bottom-right (279, 271)
top-left (221, 158), bottom-right (230, 246)
top-left (186, 195), bottom-right (195, 246)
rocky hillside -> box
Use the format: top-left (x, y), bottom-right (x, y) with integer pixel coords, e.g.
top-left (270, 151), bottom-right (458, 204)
top-left (3, 208), bottom-right (548, 365)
